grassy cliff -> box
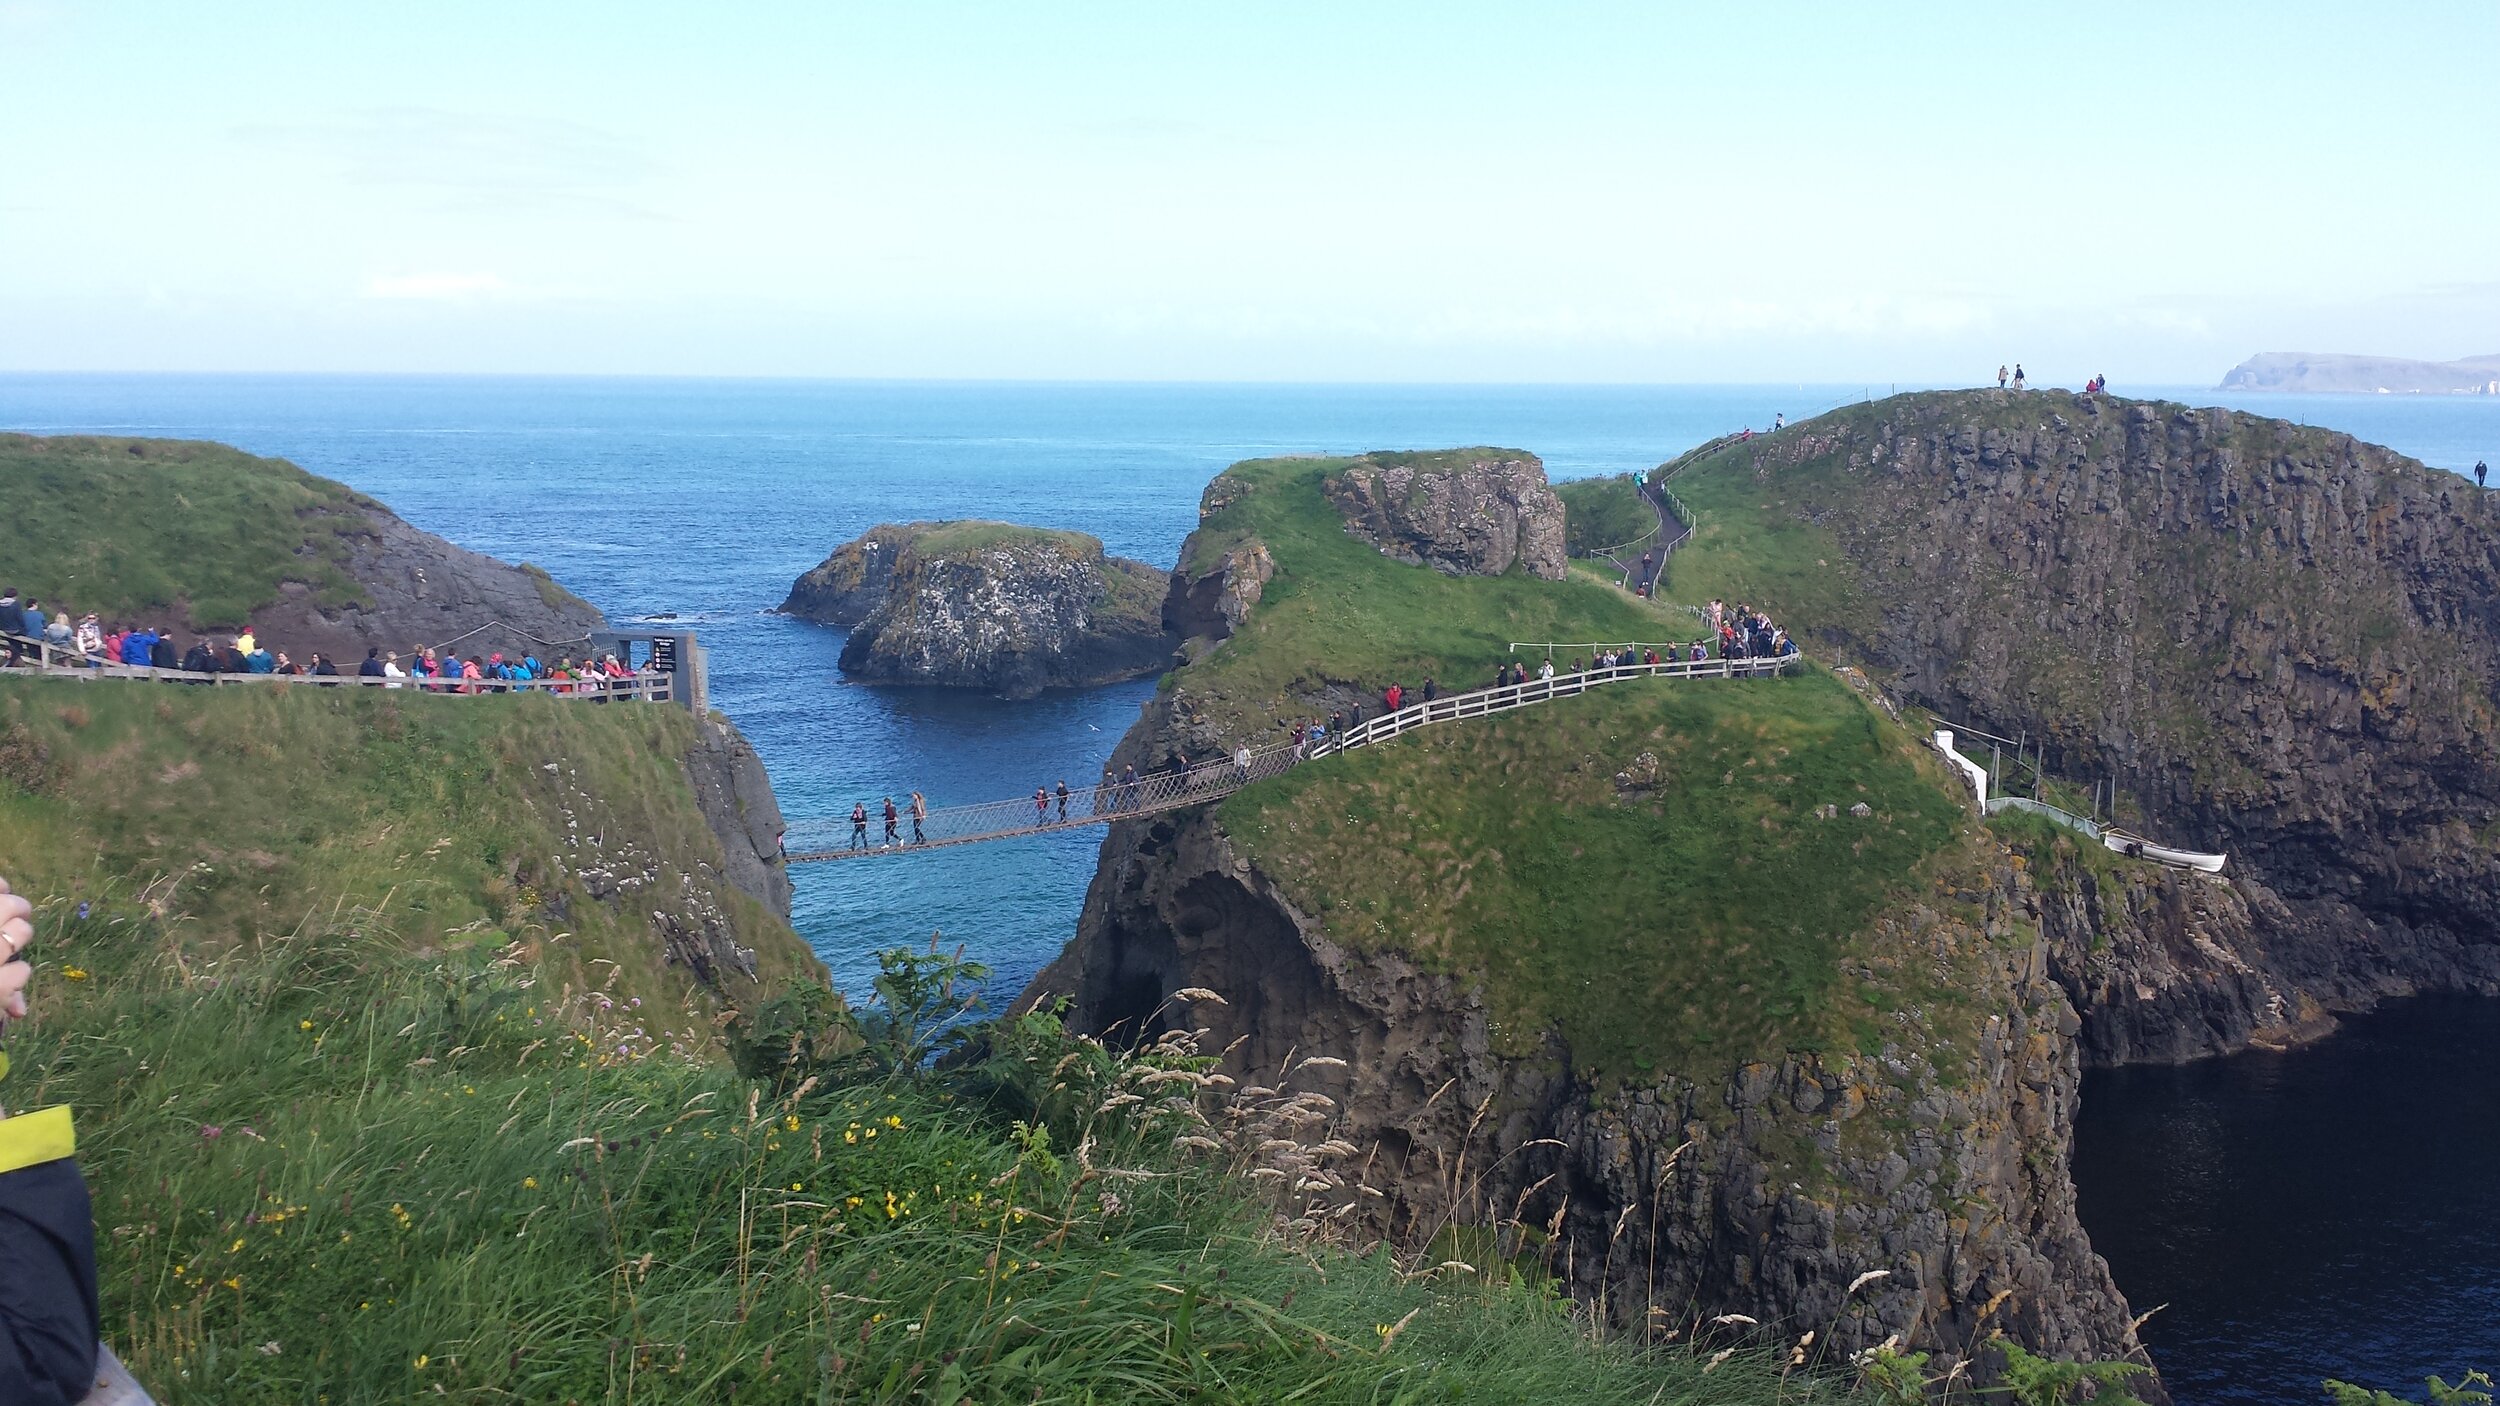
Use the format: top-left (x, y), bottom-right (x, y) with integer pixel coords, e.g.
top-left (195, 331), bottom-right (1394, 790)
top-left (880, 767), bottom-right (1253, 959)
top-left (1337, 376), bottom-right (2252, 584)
top-left (1158, 454), bottom-right (1985, 1086)
top-left (0, 675), bottom-right (1812, 1402)
top-left (1175, 456), bottom-right (1688, 736)
top-left (0, 678), bottom-right (815, 1036)
top-left (0, 434), bottom-right (380, 627)
top-left (1224, 671), bottom-right (1970, 1080)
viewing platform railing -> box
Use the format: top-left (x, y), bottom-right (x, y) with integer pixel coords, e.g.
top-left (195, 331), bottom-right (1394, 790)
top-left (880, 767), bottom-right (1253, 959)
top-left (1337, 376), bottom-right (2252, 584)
top-left (0, 634), bottom-right (677, 702)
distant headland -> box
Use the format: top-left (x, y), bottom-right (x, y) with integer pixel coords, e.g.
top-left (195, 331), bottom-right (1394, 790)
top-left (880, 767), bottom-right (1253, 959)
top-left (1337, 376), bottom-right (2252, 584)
top-left (2220, 350), bottom-right (2500, 394)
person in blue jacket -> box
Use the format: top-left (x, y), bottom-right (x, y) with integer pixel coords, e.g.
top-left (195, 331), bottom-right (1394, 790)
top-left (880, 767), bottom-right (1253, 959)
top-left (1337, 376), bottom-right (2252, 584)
top-left (118, 629), bottom-right (153, 668)
top-left (18, 600), bottom-right (43, 644)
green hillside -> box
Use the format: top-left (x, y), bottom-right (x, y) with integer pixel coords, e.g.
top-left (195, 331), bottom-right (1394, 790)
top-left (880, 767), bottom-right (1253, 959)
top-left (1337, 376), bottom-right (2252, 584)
top-left (0, 435), bottom-right (381, 629)
top-left (0, 677), bottom-right (813, 1022)
top-left (0, 677), bottom-right (1812, 1403)
top-left (1555, 473), bottom-right (1656, 556)
top-left (1224, 670), bottom-right (1971, 1081)
top-left (1178, 456), bottom-right (1690, 734)
top-left (1168, 452), bottom-right (1987, 1085)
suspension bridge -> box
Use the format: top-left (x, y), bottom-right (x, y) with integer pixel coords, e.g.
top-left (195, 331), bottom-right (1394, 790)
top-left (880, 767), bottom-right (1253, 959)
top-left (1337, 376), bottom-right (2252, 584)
top-left (783, 650), bottom-right (1800, 861)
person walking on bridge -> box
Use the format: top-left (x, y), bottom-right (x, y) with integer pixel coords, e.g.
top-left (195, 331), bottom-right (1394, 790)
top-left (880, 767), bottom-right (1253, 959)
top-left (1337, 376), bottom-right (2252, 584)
top-left (1119, 764), bottom-right (1138, 812)
top-left (881, 797), bottom-right (899, 847)
top-left (1235, 743), bottom-right (1253, 782)
top-left (1056, 780), bottom-right (1070, 820)
top-left (910, 791), bottom-right (927, 844)
top-left (849, 801), bottom-right (869, 851)
top-left (1034, 786), bottom-right (1049, 827)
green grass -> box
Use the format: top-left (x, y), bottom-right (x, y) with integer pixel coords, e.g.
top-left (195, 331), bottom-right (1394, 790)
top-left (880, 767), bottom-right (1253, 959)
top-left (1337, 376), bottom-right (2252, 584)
top-left (1220, 668), bottom-right (1970, 1081)
top-left (1174, 457), bottom-right (1676, 734)
top-left (0, 677), bottom-right (814, 1022)
top-left (907, 520), bottom-right (1103, 558)
top-left (3, 901), bottom-right (1831, 1403)
top-left (1556, 474), bottom-right (1657, 556)
top-left (1649, 448), bottom-right (1871, 637)
top-left (0, 435), bottom-right (381, 630)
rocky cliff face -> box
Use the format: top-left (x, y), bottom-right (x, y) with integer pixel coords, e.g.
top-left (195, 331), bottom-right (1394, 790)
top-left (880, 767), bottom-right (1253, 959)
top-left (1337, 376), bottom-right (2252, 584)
top-left (684, 712), bottom-right (793, 920)
top-left (777, 523), bottom-right (916, 627)
top-left (1323, 449), bottom-right (1568, 581)
top-left (1019, 509), bottom-right (2250, 1387)
top-left (1025, 674), bottom-right (2267, 1387)
top-left (780, 522), bottom-right (1176, 698)
top-left (278, 508), bottom-right (610, 665)
top-left (1694, 392), bottom-right (2500, 1033)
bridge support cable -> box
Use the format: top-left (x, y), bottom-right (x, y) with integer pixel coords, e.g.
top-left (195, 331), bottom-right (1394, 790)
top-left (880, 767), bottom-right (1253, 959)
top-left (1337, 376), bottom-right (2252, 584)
top-left (786, 653), bottom-right (1800, 862)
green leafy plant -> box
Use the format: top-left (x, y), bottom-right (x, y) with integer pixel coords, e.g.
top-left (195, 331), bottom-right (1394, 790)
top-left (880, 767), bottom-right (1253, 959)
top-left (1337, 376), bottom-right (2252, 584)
top-left (2326, 1369), bottom-right (2496, 1406)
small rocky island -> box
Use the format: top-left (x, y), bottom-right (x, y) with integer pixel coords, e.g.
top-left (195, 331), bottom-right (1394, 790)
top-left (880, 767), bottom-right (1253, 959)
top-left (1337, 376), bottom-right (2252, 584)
top-left (779, 520), bottom-right (1175, 697)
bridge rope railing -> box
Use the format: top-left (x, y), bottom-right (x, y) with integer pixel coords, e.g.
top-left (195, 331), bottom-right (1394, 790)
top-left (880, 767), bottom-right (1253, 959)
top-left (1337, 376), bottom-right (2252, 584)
top-left (786, 651), bottom-right (1801, 861)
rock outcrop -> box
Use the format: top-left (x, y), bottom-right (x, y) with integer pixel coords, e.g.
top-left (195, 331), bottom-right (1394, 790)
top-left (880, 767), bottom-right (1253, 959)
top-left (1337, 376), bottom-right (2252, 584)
top-left (777, 523), bottom-right (917, 627)
top-left (1022, 672), bottom-right (2198, 1386)
top-left (1323, 449), bottom-right (1567, 580)
top-left (294, 508), bottom-right (608, 664)
top-left (780, 522), bottom-right (1176, 698)
top-left (683, 712), bottom-right (793, 920)
top-left (1696, 391), bottom-right (2500, 1036)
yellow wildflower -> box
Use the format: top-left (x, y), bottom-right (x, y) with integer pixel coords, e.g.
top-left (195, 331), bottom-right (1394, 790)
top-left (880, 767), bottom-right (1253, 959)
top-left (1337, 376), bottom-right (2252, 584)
top-left (298, 1019), bottom-right (313, 1031)
top-left (783, 1114), bottom-right (800, 1132)
top-left (884, 1115), bottom-right (903, 1129)
top-left (522, 1177), bottom-right (538, 1190)
top-left (790, 1182), bottom-right (804, 1192)
top-left (413, 1355), bottom-right (429, 1371)
top-left (61, 967), bottom-right (88, 982)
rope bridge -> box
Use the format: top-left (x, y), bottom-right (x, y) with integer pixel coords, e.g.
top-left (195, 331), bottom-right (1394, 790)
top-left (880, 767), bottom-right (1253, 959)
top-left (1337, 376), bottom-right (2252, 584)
top-left (785, 652), bottom-right (1801, 862)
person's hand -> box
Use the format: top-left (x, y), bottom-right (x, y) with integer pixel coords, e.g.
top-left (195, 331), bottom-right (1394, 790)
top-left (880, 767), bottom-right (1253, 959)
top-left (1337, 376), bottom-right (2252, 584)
top-left (0, 878), bottom-right (34, 1019)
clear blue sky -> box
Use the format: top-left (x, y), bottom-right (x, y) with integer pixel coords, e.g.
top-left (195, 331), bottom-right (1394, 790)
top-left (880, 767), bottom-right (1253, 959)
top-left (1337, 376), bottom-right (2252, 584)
top-left (3, 1), bottom-right (2493, 384)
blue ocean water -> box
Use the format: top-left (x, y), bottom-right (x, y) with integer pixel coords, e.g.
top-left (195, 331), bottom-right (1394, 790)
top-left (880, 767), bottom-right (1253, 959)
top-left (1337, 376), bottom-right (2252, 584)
top-left (2, 373), bottom-right (2495, 1403)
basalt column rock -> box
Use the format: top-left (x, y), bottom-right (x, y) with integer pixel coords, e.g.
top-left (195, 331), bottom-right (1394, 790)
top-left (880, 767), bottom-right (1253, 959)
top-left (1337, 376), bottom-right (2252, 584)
top-left (1322, 449), bottom-right (1568, 580)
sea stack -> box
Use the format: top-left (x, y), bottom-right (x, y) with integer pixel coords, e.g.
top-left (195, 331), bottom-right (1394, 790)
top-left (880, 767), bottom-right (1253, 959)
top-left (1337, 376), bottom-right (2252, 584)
top-left (779, 520), bottom-right (1176, 698)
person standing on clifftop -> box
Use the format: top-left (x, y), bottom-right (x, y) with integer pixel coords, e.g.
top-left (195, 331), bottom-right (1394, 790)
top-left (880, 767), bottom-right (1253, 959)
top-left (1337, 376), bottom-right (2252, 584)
top-left (1997, 365), bottom-right (2009, 389)
top-left (2478, 459), bottom-right (2489, 488)
top-left (2012, 363), bottom-right (2027, 390)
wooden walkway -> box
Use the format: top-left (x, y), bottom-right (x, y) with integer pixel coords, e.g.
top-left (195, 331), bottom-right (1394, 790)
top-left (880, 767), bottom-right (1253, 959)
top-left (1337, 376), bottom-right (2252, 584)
top-left (785, 652), bottom-right (1799, 862)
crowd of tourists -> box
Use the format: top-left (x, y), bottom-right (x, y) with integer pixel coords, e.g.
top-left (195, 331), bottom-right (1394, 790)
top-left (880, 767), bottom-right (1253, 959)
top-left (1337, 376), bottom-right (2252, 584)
top-left (0, 588), bottom-right (650, 695)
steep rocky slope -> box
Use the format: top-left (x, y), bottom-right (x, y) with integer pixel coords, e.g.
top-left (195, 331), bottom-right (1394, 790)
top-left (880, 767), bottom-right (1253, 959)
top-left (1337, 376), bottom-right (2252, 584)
top-left (1019, 449), bottom-right (2240, 1389)
top-left (780, 521), bottom-right (1173, 697)
top-left (0, 434), bottom-right (605, 662)
top-left (1660, 389), bottom-right (2500, 1051)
